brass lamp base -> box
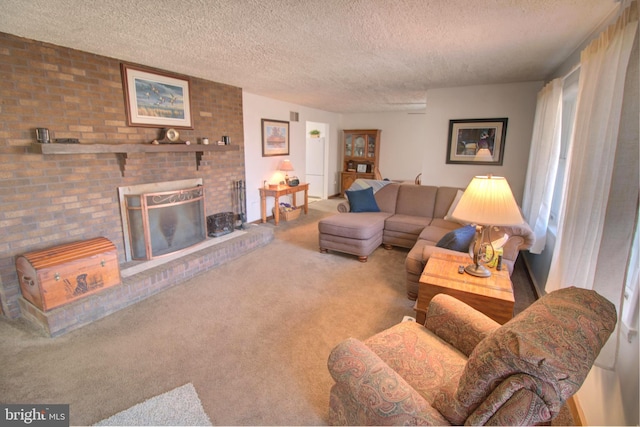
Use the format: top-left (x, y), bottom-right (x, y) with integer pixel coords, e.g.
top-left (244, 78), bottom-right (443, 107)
top-left (464, 263), bottom-right (492, 277)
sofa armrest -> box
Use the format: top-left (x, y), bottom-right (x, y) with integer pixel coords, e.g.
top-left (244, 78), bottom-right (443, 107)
top-left (492, 223), bottom-right (535, 262)
top-left (327, 337), bottom-right (449, 425)
top-left (424, 294), bottom-right (500, 357)
top-left (433, 373), bottom-right (555, 425)
top-left (464, 374), bottom-right (556, 425)
top-left (337, 200), bottom-right (350, 213)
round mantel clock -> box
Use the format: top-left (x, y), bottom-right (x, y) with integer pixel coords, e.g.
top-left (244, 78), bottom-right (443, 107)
top-left (152, 128), bottom-right (190, 145)
top-left (164, 128), bottom-right (180, 143)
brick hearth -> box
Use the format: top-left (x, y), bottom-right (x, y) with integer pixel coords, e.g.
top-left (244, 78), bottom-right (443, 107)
top-left (18, 226), bottom-right (273, 337)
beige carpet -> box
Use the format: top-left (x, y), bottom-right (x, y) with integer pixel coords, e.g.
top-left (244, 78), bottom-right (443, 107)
top-left (94, 383), bottom-right (211, 426)
top-left (0, 199), bottom-right (546, 426)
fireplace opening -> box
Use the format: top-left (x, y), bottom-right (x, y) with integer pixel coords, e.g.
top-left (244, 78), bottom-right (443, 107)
top-left (118, 179), bottom-right (206, 261)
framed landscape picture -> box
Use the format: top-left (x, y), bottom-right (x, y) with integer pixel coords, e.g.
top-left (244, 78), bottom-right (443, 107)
top-left (261, 119), bottom-right (290, 157)
top-left (446, 118), bottom-right (508, 165)
top-left (121, 63), bottom-right (193, 129)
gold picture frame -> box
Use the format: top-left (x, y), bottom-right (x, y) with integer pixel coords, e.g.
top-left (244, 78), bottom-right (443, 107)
top-left (121, 63), bottom-right (193, 129)
top-left (261, 119), bottom-right (290, 157)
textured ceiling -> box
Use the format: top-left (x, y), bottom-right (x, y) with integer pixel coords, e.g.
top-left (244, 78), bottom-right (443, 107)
top-left (0, 0), bottom-right (620, 113)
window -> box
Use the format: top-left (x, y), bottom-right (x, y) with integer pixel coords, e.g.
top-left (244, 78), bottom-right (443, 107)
top-left (548, 70), bottom-right (579, 233)
top-left (621, 210), bottom-right (639, 342)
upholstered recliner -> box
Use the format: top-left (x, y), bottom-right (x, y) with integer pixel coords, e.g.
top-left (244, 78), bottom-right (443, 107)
top-left (327, 287), bottom-right (616, 425)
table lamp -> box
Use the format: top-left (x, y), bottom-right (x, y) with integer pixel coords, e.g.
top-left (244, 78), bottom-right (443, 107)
top-left (451, 175), bottom-right (523, 277)
top-left (279, 159), bottom-right (295, 185)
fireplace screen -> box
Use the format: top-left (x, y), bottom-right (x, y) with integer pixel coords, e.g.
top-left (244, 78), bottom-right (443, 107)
top-left (125, 186), bottom-right (206, 260)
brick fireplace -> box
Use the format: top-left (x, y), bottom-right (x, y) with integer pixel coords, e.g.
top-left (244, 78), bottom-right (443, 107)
top-left (0, 32), bottom-right (253, 323)
top-left (118, 179), bottom-right (207, 261)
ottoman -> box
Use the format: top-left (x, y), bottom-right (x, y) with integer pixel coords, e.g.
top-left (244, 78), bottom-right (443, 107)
top-left (318, 212), bottom-right (392, 262)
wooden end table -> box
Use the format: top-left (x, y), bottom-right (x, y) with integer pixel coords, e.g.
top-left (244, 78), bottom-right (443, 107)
top-left (259, 183), bottom-right (309, 225)
top-left (415, 252), bottom-right (514, 325)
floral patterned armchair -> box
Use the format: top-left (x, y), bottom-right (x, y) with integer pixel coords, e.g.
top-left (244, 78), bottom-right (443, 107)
top-left (327, 287), bottom-right (616, 425)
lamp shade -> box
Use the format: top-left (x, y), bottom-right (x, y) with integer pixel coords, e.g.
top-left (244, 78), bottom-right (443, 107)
top-left (474, 148), bottom-right (493, 162)
top-left (451, 175), bottom-right (523, 226)
top-left (279, 159), bottom-right (295, 172)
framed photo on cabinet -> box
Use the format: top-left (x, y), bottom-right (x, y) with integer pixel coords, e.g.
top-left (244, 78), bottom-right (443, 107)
top-left (261, 119), bottom-right (290, 157)
top-left (446, 118), bottom-right (508, 165)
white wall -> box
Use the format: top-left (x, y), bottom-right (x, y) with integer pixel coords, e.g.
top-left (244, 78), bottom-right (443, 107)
top-left (341, 82), bottom-right (542, 201)
top-left (423, 82), bottom-right (542, 202)
top-left (340, 112), bottom-right (428, 182)
top-left (242, 92), bottom-right (341, 223)
top-left (245, 82), bottom-right (540, 222)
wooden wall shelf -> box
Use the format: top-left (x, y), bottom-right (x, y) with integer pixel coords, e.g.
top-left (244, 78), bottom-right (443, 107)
top-left (29, 143), bottom-right (240, 176)
top-left (30, 142), bottom-right (239, 155)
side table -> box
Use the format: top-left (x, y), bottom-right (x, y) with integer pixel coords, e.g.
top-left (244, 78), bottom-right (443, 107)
top-left (415, 252), bottom-right (514, 325)
top-left (259, 183), bottom-right (309, 225)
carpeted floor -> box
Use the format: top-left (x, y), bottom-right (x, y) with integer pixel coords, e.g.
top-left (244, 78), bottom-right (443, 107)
top-left (0, 198), bottom-right (550, 425)
top-left (94, 383), bottom-right (211, 426)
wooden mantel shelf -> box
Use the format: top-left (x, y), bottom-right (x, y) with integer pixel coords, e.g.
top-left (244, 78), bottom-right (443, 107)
top-left (30, 142), bottom-right (240, 176)
top-left (30, 142), bottom-right (239, 155)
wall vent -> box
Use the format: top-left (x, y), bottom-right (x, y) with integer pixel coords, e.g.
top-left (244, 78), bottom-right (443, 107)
top-left (290, 111), bottom-right (299, 122)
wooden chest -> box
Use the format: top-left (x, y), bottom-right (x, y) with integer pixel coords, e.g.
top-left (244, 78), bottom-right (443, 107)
top-left (16, 237), bottom-right (121, 311)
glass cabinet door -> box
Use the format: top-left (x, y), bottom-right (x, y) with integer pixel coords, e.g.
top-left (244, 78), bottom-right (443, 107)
top-left (354, 136), bottom-right (365, 158)
top-left (345, 135), bottom-right (352, 156)
top-left (367, 135), bottom-right (376, 158)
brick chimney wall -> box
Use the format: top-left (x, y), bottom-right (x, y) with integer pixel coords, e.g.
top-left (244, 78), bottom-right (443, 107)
top-left (0, 32), bottom-right (246, 318)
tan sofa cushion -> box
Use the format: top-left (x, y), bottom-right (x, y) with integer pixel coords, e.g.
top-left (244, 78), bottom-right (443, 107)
top-left (434, 187), bottom-right (462, 219)
top-left (384, 214), bottom-right (432, 236)
top-left (395, 184), bottom-right (438, 217)
top-left (374, 182), bottom-right (401, 213)
top-left (318, 212), bottom-right (391, 240)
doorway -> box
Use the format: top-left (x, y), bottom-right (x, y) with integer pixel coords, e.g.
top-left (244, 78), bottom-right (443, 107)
top-left (305, 121), bottom-right (329, 199)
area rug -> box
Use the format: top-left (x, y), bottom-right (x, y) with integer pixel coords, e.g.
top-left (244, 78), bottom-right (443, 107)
top-left (94, 383), bottom-right (211, 426)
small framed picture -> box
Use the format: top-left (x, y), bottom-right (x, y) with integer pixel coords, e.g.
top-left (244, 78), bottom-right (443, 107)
top-left (356, 164), bottom-right (367, 173)
top-left (261, 119), bottom-right (290, 157)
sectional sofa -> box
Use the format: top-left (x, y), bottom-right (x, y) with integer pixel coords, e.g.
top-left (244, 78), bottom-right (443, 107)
top-left (318, 180), bottom-right (535, 299)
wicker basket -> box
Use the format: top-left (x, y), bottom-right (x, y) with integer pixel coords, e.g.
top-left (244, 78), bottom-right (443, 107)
top-left (273, 206), bottom-right (301, 221)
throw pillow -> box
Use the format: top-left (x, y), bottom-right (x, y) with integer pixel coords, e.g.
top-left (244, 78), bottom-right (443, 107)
top-left (436, 225), bottom-right (476, 252)
top-left (345, 187), bottom-right (380, 213)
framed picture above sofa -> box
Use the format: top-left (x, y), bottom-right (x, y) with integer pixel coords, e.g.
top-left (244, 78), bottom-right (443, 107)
top-left (446, 118), bottom-right (508, 165)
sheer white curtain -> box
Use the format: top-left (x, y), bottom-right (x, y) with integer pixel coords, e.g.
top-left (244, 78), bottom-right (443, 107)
top-left (521, 79), bottom-right (563, 254)
top-left (546, 2), bottom-right (638, 368)
top-left (621, 209), bottom-right (639, 341)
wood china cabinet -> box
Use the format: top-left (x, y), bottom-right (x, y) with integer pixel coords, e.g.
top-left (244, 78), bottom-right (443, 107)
top-left (340, 129), bottom-right (381, 195)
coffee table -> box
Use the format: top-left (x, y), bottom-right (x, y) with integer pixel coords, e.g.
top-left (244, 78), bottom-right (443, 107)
top-left (414, 252), bottom-right (514, 325)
